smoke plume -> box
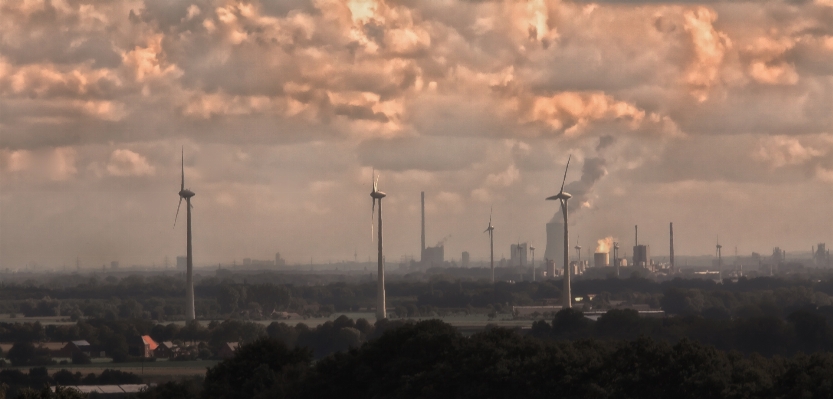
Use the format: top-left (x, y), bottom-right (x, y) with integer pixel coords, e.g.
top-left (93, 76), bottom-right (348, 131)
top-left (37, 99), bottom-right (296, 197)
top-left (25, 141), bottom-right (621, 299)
top-left (596, 236), bottom-right (615, 253)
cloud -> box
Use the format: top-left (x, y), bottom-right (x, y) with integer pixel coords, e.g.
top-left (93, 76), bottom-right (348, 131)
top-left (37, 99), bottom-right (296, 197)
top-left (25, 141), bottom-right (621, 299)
top-left (3, 0), bottom-right (833, 266)
top-left (106, 149), bottom-right (155, 177)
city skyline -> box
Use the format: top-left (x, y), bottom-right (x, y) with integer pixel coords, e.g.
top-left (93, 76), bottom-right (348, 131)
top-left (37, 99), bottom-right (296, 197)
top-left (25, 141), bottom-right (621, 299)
top-left (3, 0), bottom-right (833, 268)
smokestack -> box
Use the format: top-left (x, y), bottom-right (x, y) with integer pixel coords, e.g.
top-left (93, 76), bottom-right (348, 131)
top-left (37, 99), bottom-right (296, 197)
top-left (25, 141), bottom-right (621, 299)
top-left (635, 225), bottom-right (638, 246)
top-left (421, 191), bottom-right (425, 257)
top-left (670, 223), bottom-right (674, 271)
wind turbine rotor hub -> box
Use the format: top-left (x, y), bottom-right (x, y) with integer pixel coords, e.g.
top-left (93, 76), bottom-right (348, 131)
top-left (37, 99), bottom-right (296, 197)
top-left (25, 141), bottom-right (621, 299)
top-left (179, 189), bottom-right (195, 198)
top-left (370, 191), bottom-right (386, 199)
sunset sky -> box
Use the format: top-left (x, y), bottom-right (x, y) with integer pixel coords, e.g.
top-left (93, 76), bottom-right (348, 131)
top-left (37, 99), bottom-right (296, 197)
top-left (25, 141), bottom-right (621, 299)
top-left (2, 0), bottom-right (833, 268)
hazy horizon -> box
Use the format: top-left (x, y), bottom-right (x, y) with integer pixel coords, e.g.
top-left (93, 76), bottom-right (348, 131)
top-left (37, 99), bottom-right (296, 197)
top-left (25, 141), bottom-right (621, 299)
top-left (2, 0), bottom-right (833, 269)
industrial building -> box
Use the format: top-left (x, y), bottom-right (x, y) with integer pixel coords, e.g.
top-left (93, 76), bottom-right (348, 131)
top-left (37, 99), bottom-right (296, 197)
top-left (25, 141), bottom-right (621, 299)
top-left (510, 243), bottom-right (528, 267)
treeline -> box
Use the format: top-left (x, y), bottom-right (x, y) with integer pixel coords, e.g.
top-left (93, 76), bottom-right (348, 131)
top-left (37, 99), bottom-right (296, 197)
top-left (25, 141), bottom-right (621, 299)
top-left (5, 274), bottom-right (833, 320)
top-left (531, 307), bottom-right (833, 357)
top-left (139, 319), bottom-right (833, 399)
top-left (0, 316), bottom-right (381, 363)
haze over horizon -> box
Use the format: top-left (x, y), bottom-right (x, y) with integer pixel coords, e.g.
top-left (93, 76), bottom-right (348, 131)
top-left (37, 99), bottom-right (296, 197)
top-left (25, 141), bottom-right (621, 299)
top-left (2, 0), bottom-right (833, 269)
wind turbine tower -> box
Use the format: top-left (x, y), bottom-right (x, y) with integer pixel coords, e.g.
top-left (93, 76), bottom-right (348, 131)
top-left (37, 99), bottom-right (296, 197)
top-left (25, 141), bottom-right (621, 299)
top-left (370, 172), bottom-right (387, 320)
top-left (484, 208), bottom-right (495, 283)
top-left (546, 155), bottom-right (572, 309)
top-left (421, 191), bottom-right (426, 262)
top-left (174, 147), bottom-right (196, 321)
top-left (530, 246), bottom-right (536, 282)
top-left (716, 237), bottom-right (723, 281)
top-left (670, 223), bottom-right (675, 272)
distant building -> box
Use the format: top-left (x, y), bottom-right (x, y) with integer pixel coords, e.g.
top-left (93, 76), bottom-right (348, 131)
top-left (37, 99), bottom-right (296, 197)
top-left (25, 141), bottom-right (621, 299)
top-left (110, 261), bottom-right (119, 270)
top-left (58, 340), bottom-right (93, 358)
top-left (422, 245), bottom-right (444, 266)
top-left (218, 342), bottom-right (239, 359)
top-left (461, 252), bottom-right (470, 268)
top-left (545, 259), bottom-right (557, 278)
top-left (154, 341), bottom-right (179, 359)
top-left (814, 244), bottom-right (828, 267)
top-left (275, 252), bottom-right (286, 267)
top-left (772, 247), bottom-right (785, 263)
top-left (633, 245), bottom-right (650, 268)
top-left (134, 335), bottom-right (158, 358)
top-left (176, 256), bottom-right (187, 270)
top-left (510, 243), bottom-right (528, 267)
top-left (594, 252), bottom-right (609, 268)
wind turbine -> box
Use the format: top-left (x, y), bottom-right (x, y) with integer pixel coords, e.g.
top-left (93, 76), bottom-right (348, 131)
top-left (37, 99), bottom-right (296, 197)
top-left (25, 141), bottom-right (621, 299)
top-left (484, 208), bottom-right (495, 284)
top-left (174, 147), bottom-right (196, 321)
top-left (370, 171), bottom-right (387, 320)
top-left (530, 246), bottom-right (536, 282)
top-left (546, 155), bottom-right (572, 309)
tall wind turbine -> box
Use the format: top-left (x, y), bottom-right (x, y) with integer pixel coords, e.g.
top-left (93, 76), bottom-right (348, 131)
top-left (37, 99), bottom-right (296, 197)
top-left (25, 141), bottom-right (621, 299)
top-left (174, 147), bottom-right (196, 321)
top-left (530, 246), bottom-right (536, 282)
top-left (370, 171), bottom-right (387, 320)
top-left (484, 208), bottom-right (495, 283)
top-left (546, 155), bottom-right (572, 309)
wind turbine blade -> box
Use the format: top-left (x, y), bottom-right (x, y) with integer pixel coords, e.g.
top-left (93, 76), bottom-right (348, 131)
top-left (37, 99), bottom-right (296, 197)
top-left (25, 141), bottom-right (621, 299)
top-left (174, 198), bottom-right (183, 227)
top-left (559, 154), bottom-right (571, 193)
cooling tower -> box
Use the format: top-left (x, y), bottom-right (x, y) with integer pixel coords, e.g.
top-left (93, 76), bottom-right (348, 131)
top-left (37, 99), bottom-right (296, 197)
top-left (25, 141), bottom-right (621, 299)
top-left (544, 219), bottom-right (564, 268)
top-left (594, 252), bottom-right (609, 268)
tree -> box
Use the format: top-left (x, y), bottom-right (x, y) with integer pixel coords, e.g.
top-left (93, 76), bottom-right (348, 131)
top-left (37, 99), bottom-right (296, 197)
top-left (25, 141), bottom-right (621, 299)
top-left (203, 337), bottom-right (312, 399)
top-left (551, 308), bottom-right (592, 338)
top-left (7, 342), bottom-right (35, 367)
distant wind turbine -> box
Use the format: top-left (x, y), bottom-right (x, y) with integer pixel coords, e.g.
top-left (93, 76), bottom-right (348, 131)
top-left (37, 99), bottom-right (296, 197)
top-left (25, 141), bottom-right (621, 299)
top-left (484, 207), bottom-right (495, 284)
top-left (174, 147), bottom-right (196, 321)
top-left (546, 154), bottom-right (572, 309)
top-left (370, 171), bottom-right (387, 320)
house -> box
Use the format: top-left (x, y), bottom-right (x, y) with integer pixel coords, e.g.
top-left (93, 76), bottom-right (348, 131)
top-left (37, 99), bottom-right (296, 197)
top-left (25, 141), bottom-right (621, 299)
top-left (218, 342), bottom-right (239, 359)
top-left (58, 340), bottom-right (92, 358)
top-left (153, 341), bottom-right (179, 359)
top-left (137, 335), bottom-right (158, 358)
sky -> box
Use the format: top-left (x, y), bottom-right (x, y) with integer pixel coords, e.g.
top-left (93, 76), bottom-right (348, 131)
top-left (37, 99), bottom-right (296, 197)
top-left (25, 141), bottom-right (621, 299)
top-left (2, 0), bottom-right (833, 269)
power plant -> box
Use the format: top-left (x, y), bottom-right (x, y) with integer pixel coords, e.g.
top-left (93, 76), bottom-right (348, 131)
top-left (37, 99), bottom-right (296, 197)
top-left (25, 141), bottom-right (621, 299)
top-left (633, 225), bottom-right (650, 268)
top-left (594, 252), bottom-right (609, 268)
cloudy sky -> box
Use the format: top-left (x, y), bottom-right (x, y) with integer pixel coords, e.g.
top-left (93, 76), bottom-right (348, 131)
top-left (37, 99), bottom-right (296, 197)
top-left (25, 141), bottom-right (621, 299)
top-left (2, 0), bottom-right (833, 269)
